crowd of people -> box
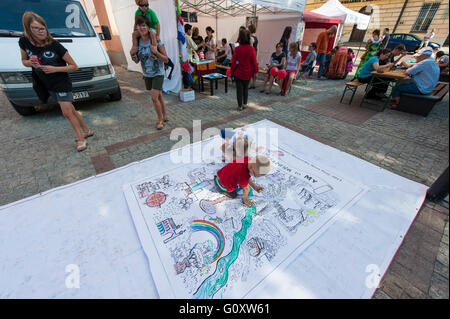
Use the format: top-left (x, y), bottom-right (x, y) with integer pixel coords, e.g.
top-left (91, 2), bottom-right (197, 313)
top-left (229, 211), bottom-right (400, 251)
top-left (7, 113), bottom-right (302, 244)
top-left (17, 0), bottom-right (449, 152)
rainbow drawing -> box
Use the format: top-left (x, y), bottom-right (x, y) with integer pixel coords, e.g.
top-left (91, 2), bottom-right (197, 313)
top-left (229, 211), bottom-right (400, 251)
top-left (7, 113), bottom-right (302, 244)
top-left (190, 220), bottom-right (225, 263)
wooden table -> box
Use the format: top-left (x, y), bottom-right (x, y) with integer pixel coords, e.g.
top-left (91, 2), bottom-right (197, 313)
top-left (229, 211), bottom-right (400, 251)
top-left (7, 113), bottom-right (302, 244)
top-left (191, 60), bottom-right (217, 91)
top-left (360, 69), bottom-right (409, 111)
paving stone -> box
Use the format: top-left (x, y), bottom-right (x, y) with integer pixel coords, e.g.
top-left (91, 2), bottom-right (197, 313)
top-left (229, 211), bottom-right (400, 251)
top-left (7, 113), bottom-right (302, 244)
top-left (0, 66), bottom-right (448, 298)
top-left (429, 273), bottom-right (450, 299)
top-left (372, 289), bottom-right (392, 299)
top-left (434, 260), bottom-right (449, 280)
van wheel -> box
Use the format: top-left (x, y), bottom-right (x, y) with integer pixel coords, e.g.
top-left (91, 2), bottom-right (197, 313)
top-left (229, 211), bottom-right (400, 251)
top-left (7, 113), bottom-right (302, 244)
top-left (10, 102), bottom-right (37, 116)
top-left (109, 87), bottom-right (122, 101)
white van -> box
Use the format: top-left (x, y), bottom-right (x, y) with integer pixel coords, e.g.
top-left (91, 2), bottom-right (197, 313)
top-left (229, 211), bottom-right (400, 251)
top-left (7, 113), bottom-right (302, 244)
top-left (0, 0), bottom-right (121, 116)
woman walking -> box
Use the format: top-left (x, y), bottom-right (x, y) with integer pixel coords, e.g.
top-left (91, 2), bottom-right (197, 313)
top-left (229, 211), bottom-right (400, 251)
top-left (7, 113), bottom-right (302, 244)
top-left (19, 11), bottom-right (92, 152)
top-left (248, 24), bottom-right (259, 89)
top-left (133, 15), bottom-right (169, 130)
top-left (230, 29), bottom-right (258, 111)
top-left (204, 26), bottom-right (216, 61)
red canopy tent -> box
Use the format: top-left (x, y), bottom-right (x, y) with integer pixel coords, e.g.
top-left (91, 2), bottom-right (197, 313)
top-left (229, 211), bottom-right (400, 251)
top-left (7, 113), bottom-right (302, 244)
top-left (300, 10), bottom-right (342, 61)
top-left (303, 10), bottom-right (342, 27)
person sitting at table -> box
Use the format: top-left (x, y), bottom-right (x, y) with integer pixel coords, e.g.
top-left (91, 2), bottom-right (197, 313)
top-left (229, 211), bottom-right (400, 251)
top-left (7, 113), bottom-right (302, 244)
top-left (380, 44), bottom-right (407, 66)
top-left (436, 51), bottom-right (449, 81)
top-left (356, 48), bottom-right (394, 99)
top-left (436, 51), bottom-right (449, 71)
top-left (389, 47), bottom-right (440, 109)
top-left (375, 44), bottom-right (407, 96)
top-left (216, 38), bottom-right (232, 66)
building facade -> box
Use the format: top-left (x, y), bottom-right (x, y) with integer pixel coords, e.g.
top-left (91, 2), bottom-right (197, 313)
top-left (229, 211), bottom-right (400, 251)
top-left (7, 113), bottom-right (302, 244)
top-left (306, 0), bottom-right (449, 45)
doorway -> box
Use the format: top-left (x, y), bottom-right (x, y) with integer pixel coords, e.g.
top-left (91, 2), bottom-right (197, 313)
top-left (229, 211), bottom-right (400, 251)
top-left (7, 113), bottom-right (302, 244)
top-left (349, 6), bottom-right (373, 42)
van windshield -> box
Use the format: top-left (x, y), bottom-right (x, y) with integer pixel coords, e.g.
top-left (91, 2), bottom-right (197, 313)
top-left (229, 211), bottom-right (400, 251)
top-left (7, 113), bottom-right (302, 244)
top-left (0, 0), bottom-right (95, 37)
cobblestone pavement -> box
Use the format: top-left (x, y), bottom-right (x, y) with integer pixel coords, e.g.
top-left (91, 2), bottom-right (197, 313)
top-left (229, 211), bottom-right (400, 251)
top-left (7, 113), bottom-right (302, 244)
top-left (0, 66), bottom-right (448, 299)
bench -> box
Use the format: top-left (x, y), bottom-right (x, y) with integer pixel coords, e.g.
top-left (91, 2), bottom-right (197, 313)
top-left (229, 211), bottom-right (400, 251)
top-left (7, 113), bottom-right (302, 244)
top-left (340, 80), bottom-right (365, 105)
top-left (396, 82), bottom-right (449, 117)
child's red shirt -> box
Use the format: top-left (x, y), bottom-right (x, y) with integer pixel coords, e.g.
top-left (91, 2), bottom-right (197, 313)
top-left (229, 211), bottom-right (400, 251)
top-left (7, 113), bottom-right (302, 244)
top-left (217, 156), bottom-right (251, 191)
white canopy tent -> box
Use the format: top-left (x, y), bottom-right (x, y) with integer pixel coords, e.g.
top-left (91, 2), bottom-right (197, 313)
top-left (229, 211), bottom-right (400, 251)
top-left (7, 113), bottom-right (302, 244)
top-left (311, 0), bottom-right (370, 30)
top-left (181, 0), bottom-right (306, 67)
top-left (108, 0), bottom-right (306, 93)
top-left (181, 0), bottom-right (305, 16)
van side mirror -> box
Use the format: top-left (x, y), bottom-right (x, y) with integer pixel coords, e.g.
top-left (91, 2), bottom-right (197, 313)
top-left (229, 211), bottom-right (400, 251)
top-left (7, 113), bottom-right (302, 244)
top-left (101, 25), bottom-right (112, 41)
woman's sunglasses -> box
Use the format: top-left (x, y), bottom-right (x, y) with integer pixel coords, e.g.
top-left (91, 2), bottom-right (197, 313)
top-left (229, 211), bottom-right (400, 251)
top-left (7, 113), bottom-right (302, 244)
top-left (139, 4), bottom-right (149, 7)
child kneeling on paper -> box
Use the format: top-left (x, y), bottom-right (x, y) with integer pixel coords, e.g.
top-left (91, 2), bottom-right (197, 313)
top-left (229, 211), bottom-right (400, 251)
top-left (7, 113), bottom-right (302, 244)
top-left (214, 155), bottom-right (270, 207)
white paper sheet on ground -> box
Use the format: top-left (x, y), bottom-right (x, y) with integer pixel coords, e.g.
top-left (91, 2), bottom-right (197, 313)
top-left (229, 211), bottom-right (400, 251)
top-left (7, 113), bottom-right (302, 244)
top-left (0, 120), bottom-right (427, 298)
top-left (123, 134), bottom-right (367, 298)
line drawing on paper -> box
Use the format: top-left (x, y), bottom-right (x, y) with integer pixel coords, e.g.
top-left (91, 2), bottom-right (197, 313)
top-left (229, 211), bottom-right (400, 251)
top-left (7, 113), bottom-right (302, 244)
top-left (124, 142), bottom-right (366, 299)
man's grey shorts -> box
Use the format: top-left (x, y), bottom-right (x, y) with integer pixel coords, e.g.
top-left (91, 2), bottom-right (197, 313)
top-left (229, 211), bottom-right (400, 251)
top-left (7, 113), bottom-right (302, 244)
top-left (49, 91), bottom-right (74, 102)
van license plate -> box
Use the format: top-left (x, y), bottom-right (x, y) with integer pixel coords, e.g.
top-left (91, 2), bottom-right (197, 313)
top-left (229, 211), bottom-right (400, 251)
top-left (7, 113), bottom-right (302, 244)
top-left (73, 91), bottom-right (89, 100)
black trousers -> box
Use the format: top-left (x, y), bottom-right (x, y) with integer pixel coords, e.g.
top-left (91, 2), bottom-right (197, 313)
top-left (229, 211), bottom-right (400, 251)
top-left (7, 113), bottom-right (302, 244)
top-left (235, 76), bottom-right (250, 107)
top-left (358, 76), bottom-right (388, 97)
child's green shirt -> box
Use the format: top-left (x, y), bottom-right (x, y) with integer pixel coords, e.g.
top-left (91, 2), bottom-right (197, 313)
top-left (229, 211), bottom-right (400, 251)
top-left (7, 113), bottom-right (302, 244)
top-left (135, 8), bottom-right (159, 30)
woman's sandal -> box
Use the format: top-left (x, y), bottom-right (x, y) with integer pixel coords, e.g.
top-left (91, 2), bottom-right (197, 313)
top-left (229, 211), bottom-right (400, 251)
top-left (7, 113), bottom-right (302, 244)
top-left (156, 121), bottom-right (164, 130)
top-left (164, 118), bottom-right (169, 122)
top-left (76, 140), bottom-right (88, 152)
top-left (237, 106), bottom-right (244, 111)
top-left (75, 130), bottom-right (94, 142)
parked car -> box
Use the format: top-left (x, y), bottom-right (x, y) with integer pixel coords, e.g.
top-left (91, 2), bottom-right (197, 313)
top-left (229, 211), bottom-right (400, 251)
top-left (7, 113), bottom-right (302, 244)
top-left (0, 0), bottom-right (122, 116)
top-left (386, 33), bottom-right (440, 53)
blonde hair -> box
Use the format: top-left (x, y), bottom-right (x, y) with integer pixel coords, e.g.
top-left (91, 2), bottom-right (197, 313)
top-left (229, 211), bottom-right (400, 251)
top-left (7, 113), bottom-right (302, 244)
top-left (255, 156), bottom-right (270, 175)
top-left (22, 11), bottom-right (55, 47)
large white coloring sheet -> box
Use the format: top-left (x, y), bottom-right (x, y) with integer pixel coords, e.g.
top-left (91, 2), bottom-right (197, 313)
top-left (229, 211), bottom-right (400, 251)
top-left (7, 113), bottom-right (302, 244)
top-left (123, 135), bottom-right (366, 299)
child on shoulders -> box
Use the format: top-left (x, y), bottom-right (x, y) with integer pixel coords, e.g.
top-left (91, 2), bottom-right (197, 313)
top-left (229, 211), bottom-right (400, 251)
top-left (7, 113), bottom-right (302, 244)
top-left (130, 0), bottom-right (160, 58)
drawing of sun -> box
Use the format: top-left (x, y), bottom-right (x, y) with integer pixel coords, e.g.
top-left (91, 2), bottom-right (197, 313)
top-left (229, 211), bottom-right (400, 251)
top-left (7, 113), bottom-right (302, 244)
top-left (146, 192), bottom-right (167, 207)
